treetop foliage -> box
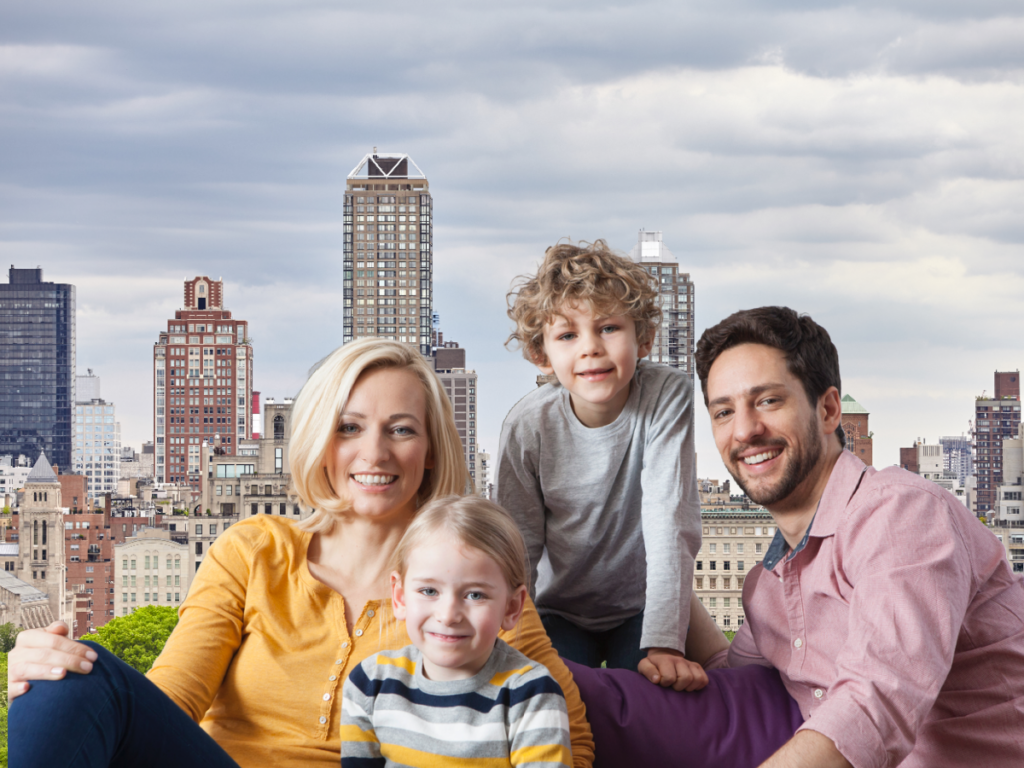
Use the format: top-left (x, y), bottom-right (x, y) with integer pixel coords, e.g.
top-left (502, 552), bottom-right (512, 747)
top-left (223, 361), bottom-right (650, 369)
top-left (80, 605), bottom-right (179, 673)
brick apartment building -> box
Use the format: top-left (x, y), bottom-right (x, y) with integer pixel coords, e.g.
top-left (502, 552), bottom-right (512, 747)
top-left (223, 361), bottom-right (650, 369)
top-left (974, 371), bottom-right (1022, 517)
top-left (840, 394), bottom-right (873, 466)
top-left (153, 277), bottom-right (254, 501)
top-left (63, 497), bottom-right (165, 637)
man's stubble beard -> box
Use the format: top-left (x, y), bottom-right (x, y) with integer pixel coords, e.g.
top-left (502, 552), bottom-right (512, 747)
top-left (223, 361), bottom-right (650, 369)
top-left (728, 415), bottom-right (824, 508)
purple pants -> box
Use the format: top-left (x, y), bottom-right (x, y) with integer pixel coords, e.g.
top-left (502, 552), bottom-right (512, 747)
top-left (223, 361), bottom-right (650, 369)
top-left (565, 660), bottom-right (803, 767)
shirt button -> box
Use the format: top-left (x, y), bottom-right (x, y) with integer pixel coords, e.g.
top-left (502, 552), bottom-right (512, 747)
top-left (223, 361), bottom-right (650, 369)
top-left (330, 675), bottom-right (337, 681)
top-left (367, 609), bottom-right (375, 618)
top-left (341, 642), bottom-right (349, 648)
top-left (814, 689), bottom-right (824, 699)
top-left (793, 638), bottom-right (803, 649)
top-left (355, 629), bottom-right (363, 637)
top-left (319, 716), bottom-right (327, 724)
top-left (335, 659), bottom-right (343, 665)
top-left (323, 693), bottom-right (331, 701)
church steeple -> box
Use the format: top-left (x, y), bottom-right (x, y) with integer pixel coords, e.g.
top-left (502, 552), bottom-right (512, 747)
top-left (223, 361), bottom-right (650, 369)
top-left (18, 451), bottom-right (66, 624)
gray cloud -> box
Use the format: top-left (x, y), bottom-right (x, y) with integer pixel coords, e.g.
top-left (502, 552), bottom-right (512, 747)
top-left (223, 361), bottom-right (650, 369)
top-left (2, 0), bottom-right (1024, 486)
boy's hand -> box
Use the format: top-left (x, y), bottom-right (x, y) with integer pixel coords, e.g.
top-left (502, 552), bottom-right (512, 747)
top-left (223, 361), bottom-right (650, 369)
top-left (638, 648), bottom-right (708, 691)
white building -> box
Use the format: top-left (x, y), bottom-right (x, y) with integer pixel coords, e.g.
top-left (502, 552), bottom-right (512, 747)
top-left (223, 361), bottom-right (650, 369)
top-left (114, 527), bottom-right (191, 616)
top-left (905, 439), bottom-right (969, 506)
top-left (994, 425), bottom-right (1024, 529)
top-left (74, 373), bottom-right (121, 500)
top-left (696, 509), bottom-right (778, 631)
top-left (0, 454), bottom-right (33, 505)
top-left (628, 230), bottom-right (695, 379)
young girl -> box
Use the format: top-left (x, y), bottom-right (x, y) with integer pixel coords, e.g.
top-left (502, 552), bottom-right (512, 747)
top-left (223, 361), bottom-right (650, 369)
top-left (340, 495), bottom-right (572, 767)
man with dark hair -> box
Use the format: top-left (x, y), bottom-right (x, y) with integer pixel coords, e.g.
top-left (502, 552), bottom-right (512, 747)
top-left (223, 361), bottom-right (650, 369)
top-left (687, 306), bottom-right (1024, 768)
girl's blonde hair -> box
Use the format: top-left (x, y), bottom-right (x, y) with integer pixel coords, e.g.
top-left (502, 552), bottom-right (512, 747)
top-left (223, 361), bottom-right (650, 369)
top-left (289, 339), bottom-right (470, 533)
top-left (390, 495), bottom-right (530, 595)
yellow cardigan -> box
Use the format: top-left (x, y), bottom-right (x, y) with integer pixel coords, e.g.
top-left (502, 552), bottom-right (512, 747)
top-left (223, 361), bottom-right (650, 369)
top-left (148, 516), bottom-right (595, 768)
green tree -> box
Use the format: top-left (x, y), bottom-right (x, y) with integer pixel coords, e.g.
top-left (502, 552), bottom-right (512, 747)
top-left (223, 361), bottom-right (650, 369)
top-left (0, 624), bottom-right (21, 654)
top-left (1, 651), bottom-right (8, 768)
top-left (80, 606), bottom-right (179, 673)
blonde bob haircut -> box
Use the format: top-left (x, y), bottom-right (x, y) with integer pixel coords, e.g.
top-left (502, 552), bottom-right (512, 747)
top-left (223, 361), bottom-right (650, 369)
top-left (506, 238), bottom-right (661, 367)
top-left (390, 494), bottom-right (530, 595)
top-left (290, 339), bottom-right (470, 534)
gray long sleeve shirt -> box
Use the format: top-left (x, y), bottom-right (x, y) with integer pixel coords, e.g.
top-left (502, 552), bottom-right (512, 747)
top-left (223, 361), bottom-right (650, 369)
top-left (496, 360), bottom-right (701, 653)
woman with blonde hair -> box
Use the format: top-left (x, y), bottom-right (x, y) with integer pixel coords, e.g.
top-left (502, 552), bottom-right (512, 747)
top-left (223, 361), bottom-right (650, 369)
top-left (9, 339), bottom-right (595, 768)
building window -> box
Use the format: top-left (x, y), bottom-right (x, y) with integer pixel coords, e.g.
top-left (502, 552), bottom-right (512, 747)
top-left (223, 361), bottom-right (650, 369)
top-left (196, 542), bottom-right (203, 555)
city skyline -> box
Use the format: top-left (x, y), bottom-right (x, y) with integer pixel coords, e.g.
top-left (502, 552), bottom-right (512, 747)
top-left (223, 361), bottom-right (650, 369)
top-left (3, 2), bottom-right (1024, 487)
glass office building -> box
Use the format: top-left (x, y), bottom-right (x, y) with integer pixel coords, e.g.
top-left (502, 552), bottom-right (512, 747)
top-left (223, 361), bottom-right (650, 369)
top-left (0, 267), bottom-right (76, 469)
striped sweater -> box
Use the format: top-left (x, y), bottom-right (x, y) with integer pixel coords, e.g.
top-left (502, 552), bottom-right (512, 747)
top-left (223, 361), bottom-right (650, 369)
top-left (340, 639), bottom-right (572, 767)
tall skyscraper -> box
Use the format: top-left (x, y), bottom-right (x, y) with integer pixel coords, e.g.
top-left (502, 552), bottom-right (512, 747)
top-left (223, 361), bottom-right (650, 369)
top-left (153, 277), bottom-right (253, 499)
top-left (73, 372), bottom-right (121, 499)
top-left (432, 342), bottom-right (480, 489)
top-left (0, 267), bottom-right (76, 468)
top-left (344, 151), bottom-right (433, 355)
top-left (973, 371), bottom-right (1021, 517)
top-left (628, 231), bottom-right (695, 380)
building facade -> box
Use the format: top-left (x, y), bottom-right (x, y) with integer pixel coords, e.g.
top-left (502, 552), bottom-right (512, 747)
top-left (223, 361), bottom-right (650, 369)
top-left (939, 435), bottom-right (974, 487)
top-left (114, 528), bottom-right (190, 616)
top-left (0, 454), bottom-right (33, 506)
top-left (899, 438), bottom-right (970, 507)
top-left (0, 267), bottom-right (76, 469)
top-left (628, 231), bottom-right (695, 379)
top-left (153, 277), bottom-right (254, 500)
top-left (344, 151), bottom-right (433, 355)
top-left (840, 394), bottom-right (873, 466)
top-left (694, 509), bottom-right (777, 631)
top-left (73, 373), bottom-right (121, 499)
top-left (432, 345), bottom-right (479, 490)
top-left (973, 371), bottom-right (1022, 517)
top-left (192, 398), bottom-right (311, 579)
top-left (15, 454), bottom-right (69, 626)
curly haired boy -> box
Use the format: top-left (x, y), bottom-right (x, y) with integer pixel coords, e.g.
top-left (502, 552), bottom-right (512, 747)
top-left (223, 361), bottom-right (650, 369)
top-left (497, 239), bottom-right (705, 690)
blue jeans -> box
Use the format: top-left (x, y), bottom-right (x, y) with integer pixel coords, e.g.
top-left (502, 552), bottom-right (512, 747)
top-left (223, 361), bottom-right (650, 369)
top-left (541, 610), bottom-right (647, 671)
top-left (9, 642), bottom-right (240, 768)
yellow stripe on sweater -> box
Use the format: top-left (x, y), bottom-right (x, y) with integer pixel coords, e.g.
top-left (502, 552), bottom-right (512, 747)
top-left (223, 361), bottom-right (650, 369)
top-left (383, 743), bottom-right (513, 767)
top-left (489, 663), bottom-right (534, 687)
top-left (375, 654), bottom-right (417, 675)
top-left (511, 743), bottom-right (572, 766)
top-left (338, 724), bottom-right (379, 744)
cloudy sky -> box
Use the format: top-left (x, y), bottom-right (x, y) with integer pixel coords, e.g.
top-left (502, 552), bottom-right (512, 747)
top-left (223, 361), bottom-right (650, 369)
top-left (4, 0), bottom-right (1024, 486)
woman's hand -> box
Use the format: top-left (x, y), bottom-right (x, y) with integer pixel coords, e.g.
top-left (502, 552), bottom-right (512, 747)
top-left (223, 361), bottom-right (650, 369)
top-left (7, 622), bottom-right (98, 700)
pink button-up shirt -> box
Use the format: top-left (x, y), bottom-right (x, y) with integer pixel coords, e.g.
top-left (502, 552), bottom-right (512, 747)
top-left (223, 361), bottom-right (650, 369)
top-left (715, 451), bottom-right (1024, 768)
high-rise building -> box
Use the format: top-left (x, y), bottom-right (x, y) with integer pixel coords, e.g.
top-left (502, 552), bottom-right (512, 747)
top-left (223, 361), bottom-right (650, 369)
top-left (432, 342), bottom-right (479, 489)
top-left (344, 151), bottom-right (433, 355)
top-left (939, 435), bottom-right (974, 487)
top-left (0, 267), bottom-right (76, 469)
top-left (973, 371), bottom-right (1022, 517)
top-left (628, 231), bottom-right (695, 380)
top-left (73, 372), bottom-right (121, 499)
top-left (153, 277), bottom-right (253, 499)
